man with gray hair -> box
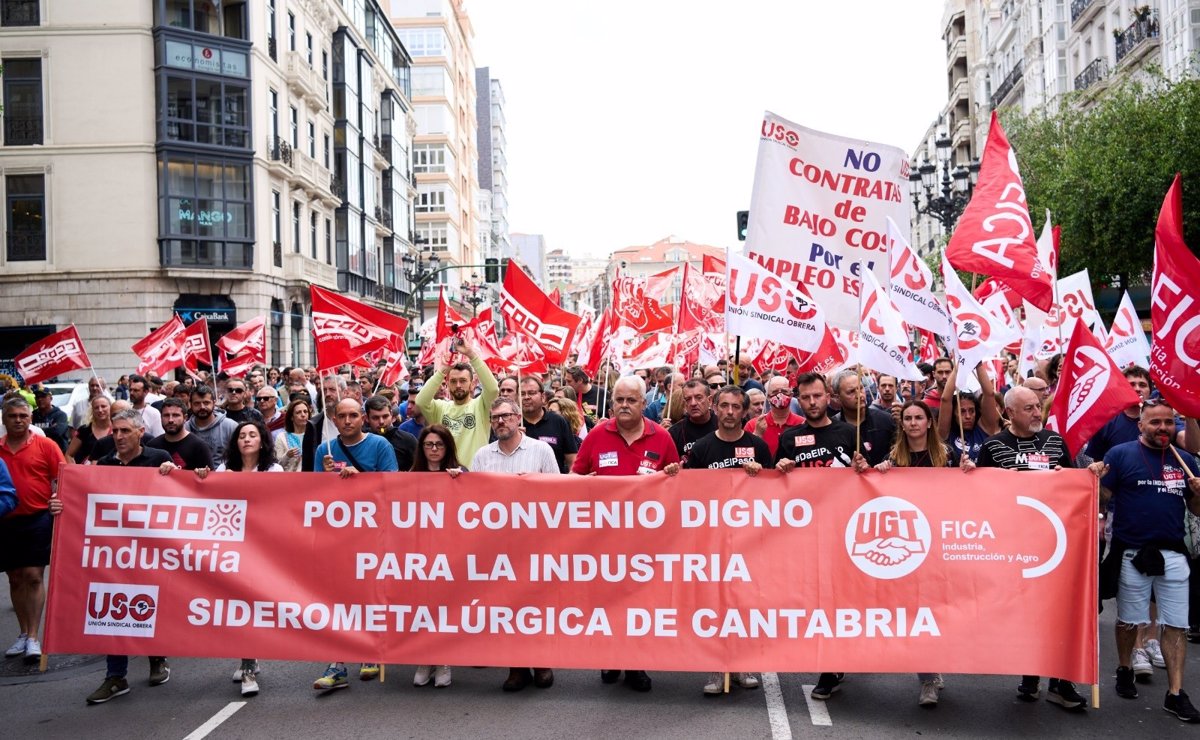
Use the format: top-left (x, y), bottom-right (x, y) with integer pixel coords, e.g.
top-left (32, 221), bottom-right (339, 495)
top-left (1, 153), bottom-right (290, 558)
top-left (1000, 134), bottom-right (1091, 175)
top-left (829, 367), bottom-right (895, 466)
top-left (472, 397), bottom-right (559, 693)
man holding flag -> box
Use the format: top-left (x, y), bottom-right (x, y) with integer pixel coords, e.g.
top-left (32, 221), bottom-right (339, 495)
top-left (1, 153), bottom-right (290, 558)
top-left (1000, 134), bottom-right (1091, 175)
top-left (414, 337), bottom-right (498, 465)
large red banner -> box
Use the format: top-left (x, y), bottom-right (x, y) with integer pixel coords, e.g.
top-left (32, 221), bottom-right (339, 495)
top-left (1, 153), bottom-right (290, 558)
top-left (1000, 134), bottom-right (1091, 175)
top-left (45, 467), bottom-right (1097, 682)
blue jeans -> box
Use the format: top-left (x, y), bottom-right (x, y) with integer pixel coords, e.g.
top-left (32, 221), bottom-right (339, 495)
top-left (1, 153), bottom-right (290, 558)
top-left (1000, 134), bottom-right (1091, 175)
top-left (106, 654), bottom-right (164, 678)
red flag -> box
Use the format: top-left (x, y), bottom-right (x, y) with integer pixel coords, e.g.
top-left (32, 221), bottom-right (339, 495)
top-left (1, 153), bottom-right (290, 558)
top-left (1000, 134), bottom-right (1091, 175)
top-left (751, 341), bottom-right (801, 374)
top-left (972, 277), bottom-right (1023, 309)
top-left (216, 317), bottom-right (267, 377)
top-left (946, 112), bottom-right (1054, 311)
top-left (549, 287), bottom-right (561, 307)
top-left (582, 308), bottom-right (614, 380)
top-left (132, 315), bottom-right (185, 377)
top-left (498, 333), bottom-right (549, 374)
top-left (499, 262), bottom-right (582, 365)
top-left (310, 286), bottom-right (408, 373)
top-left (377, 335), bottom-right (410, 388)
top-left (612, 271), bottom-right (674, 334)
top-left (794, 326), bottom-right (846, 375)
top-left (1150, 174), bottom-right (1200, 417)
top-left (703, 255), bottom-right (727, 314)
top-left (435, 287), bottom-right (468, 343)
top-left (677, 262), bottom-right (725, 334)
top-left (181, 318), bottom-right (214, 377)
top-left (15, 325), bottom-right (92, 385)
top-left (1046, 320), bottom-right (1141, 457)
top-left (915, 328), bottom-right (940, 364)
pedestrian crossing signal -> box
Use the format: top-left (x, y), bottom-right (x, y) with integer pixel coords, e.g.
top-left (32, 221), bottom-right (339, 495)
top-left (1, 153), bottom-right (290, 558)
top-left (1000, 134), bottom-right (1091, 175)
top-left (737, 211), bottom-right (749, 241)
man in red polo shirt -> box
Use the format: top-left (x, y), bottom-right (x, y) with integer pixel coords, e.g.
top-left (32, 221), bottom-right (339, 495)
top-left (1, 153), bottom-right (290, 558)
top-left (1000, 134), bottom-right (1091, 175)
top-left (571, 375), bottom-right (678, 691)
top-left (0, 396), bottom-right (65, 663)
top-left (744, 375), bottom-right (804, 458)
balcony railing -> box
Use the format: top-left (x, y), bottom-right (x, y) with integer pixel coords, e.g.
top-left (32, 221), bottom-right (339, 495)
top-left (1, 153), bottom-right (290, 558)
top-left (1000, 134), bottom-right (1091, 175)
top-left (4, 116), bottom-right (42, 146)
top-left (330, 175), bottom-right (346, 201)
top-left (990, 59), bottom-right (1024, 108)
top-left (1074, 57), bottom-right (1108, 91)
top-left (1070, 0), bottom-right (1099, 25)
top-left (267, 135), bottom-right (292, 165)
top-left (160, 240), bottom-right (253, 270)
top-left (1115, 12), bottom-right (1160, 65)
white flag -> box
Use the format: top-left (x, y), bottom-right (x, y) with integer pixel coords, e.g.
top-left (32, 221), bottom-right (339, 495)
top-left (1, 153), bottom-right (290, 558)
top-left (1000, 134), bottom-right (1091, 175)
top-left (857, 266), bottom-right (924, 381)
top-left (725, 249), bottom-right (827, 352)
top-left (941, 249), bottom-right (1021, 372)
top-left (886, 217), bottom-right (951, 339)
top-left (1105, 291), bottom-right (1151, 369)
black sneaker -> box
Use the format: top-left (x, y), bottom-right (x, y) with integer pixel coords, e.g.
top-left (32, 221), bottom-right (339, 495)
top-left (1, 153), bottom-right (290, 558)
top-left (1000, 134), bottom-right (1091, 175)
top-left (1017, 675), bottom-right (1040, 702)
top-left (1047, 679), bottom-right (1086, 711)
top-left (810, 672), bottom-right (844, 700)
top-left (1188, 627), bottom-right (1200, 644)
top-left (623, 670), bottom-right (651, 692)
top-left (1115, 666), bottom-right (1138, 699)
top-left (148, 658), bottom-right (170, 686)
top-left (1165, 690), bottom-right (1200, 723)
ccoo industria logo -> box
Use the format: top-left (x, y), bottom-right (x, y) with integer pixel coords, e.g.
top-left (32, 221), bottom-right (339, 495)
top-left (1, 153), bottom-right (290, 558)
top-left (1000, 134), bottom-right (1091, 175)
top-left (85, 494), bottom-right (247, 541)
top-left (844, 497), bottom-right (931, 579)
top-left (85, 583), bottom-right (159, 637)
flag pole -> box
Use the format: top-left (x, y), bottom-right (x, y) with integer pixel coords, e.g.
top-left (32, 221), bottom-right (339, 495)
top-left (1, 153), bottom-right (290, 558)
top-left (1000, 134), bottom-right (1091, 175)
top-left (733, 337), bottom-right (741, 384)
top-left (1171, 446), bottom-right (1197, 479)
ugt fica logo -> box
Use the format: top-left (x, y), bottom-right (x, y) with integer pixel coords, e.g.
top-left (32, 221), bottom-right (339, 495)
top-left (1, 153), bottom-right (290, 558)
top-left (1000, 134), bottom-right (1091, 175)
top-left (844, 497), bottom-right (931, 579)
top-left (84, 583), bottom-right (159, 637)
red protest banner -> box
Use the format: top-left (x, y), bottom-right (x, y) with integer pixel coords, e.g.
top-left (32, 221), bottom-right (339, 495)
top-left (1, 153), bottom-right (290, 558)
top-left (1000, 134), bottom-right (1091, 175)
top-left (45, 467), bottom-right (1097, 682)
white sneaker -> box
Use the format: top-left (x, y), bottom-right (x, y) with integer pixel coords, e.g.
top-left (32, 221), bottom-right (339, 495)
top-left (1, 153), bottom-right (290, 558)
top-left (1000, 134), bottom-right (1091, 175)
top-left (1146, 639), bottom-right (1166, 669)
top-left (232, 661), bottom-right (260, 682)
top-left (736, 672), bottom-right (760, 689)
top-left (5, 634), bottom-right (28, 657)
top-left (413, 665), bottom-right (433, 686)
top-left (703, 672), bottom-right (724, 695)
top-left (1132, 647), bottom-right (1153, 677)
top-left (23, 638), bottom-right (41, 662)
top-left (240, 672), bottom-right (259, 697)
top-left (919, 680), bottom-right (939, 706)
top-left (433, 665), bottom-right (451, 688)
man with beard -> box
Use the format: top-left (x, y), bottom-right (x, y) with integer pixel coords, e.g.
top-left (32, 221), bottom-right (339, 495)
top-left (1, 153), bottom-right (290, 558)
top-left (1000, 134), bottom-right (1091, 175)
top-left (667, 384), bottom-right (769, 695)
top-left (936, 362), bottom-right (1002, 463)
top-left (415, 339), bottom-right (498, 465)
top-left (829, 369), bottom-right (895, 466)
top-left (1092, 399), bottom-right (1200, 721)
top-left (472, 398), bottom-right (559, 692)
top-left (746, 375), bottom-right (804, 458)
top-left (184, 385), bottom-right (239, 467)
top-left (924, 357), bottom-right (954, 412)
top-left (977, 385), bottom-right (1085, 711)
top-left (364, 395), bottom-right (416, 472)
top-left (668, 379), bottom-right (717, 463)
top-left (127, 374), bottom-right (164, 437)
top-left (572, 376), bottom-right (678, 692)
top-left (873, 374), bottom-right (898, 413)
top-left (147, 398), bottom-right (212, 471)
top-left (566, 365), bottom-right (608, 420)
top-left (519, 376), bottom-right (577, 473)
top-left (497, 376), bottom-right (519, 405)
top-left (311, 375), bottom-right (344, 446)
top-left (221, 378), bottom-right (264, 425)
top-left (1088, 367), bottom-right (1199, 460)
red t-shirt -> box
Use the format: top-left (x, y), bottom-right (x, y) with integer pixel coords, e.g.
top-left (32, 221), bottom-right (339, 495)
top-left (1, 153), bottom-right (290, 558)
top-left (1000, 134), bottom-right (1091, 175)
top-left (571, 418), bottom-right (679, 476)
top-left (0, 434), bottom-right (66, 517)
top-left (744, 411), bottom-right (805, 457)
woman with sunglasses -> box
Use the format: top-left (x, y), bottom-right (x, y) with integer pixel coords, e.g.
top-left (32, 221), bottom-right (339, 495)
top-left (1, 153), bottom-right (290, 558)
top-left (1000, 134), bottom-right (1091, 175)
top-left (408, 424), bottom-right (463, 688)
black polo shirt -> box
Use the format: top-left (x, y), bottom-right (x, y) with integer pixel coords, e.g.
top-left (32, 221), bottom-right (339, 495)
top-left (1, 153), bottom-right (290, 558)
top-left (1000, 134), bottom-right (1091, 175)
top-left (97, 446), bottom-right (173, 468)
top-left (522, 410), bottom-right (578, 474)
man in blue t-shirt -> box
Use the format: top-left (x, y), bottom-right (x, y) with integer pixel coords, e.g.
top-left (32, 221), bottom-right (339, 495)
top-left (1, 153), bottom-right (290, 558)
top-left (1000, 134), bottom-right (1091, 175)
top-left (1092, 399), bottom-right (1200, 722)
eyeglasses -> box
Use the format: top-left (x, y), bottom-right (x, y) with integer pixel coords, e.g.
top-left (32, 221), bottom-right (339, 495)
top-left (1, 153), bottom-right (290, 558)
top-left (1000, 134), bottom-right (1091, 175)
top-left (423, 441), bottom-right (445, 449)
top-left (708, 383), bottom-right (723, 389)
top-left (227, 388), bottom-right (245, 393)
top-left (489, 412), bottom-right (517, 423)
top-left (1141, 398), bottom-right (1168, 409)
top-left (256, 396), bottom-right (274, 401)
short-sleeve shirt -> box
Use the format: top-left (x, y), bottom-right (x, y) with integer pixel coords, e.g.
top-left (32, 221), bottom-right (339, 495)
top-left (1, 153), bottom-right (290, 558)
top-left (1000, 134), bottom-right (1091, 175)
top-left (572, 419), bottom-right (679, 476)
top-left (0, 434), bottom-right (65, 516)
top-left (684, 431), bottom-right (773, 470)
top-left (1102, 441), bottom-right (1200, 547)
top-left (976, 429), bottom-right (1073, 471)
top-left (147, 434), bottom-right (214, 471)
top-left (1087, 411), bottom-right (1185, 462)
top-left (522, 411), bottom-right (580, 474)
top-left (744, 411), bottom-right (804, 458)
top-left (668, 416), bottom-right (718, 462)
top-left (315, 434), bottom-right (400, 473)
top-left (96, 446), bottom-right (173, 468)
top-left (774, 421), bottom-right (857, 468)
top-left (471, 435), bottom-right (560, 474)
top-left (948, 425), bottom-right (990, 463)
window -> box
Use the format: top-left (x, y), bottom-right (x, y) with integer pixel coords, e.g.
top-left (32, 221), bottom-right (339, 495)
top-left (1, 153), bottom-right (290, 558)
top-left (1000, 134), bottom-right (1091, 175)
top-left (323, 133), bottom-right (331, 168)
top-left (6, 174), bottom-right (45, 261)
top-left (325, 217), bottom-right (332, 264)
top-left (271, 190), bottom-right (280, 246)
top-left (292, 201), bottom-right (301, 253)
top-left (289, 105), bottom-right (298, 148)
top-left (158, 154), bottom-right (253, 268)
top-left (321, 50), bottom-right (329, 103)
top-left (158, 0), bottom-right (247, 39)
top-left (395, 27), bottom-right (446, 57)
top-left (268, 88), bottom-right (278, 138)
top-left (415, 190), bottom-right (445, 213)
top-left (2, 0), bottom-right (38, 26)
top-left (162, 75), bottom-right (249, 149)
top-left (3, 59), bottom-right (42, 146)
top-left (310, 211), bottom-right (318, 259)
top-left (287, 12), bottom-right (295, 51)
top-left (306, 32), bottom-right (313, 66)
top-left (266, 0), bottom-right (276, 58)
top-left (308, 121), bottom-right (315, 158)
top-left (417, 225), bottom-right (448, 252)
top-left (412, 144), bottom-right (446, 174)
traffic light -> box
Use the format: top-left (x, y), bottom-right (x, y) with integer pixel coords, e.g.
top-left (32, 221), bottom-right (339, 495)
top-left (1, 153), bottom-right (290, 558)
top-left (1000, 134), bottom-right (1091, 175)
top-left (736, 210), bottom-right (749, 241)
top-left (484, 257), bottom-right (500, 283)
top-left (500, 257), bottom-right (511, 281)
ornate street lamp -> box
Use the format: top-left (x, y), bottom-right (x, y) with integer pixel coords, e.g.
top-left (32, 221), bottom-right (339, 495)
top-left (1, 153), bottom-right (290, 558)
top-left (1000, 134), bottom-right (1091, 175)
top-left (460, 272), bottom-right (488, 317)
top-left (909, 133), bottom-right (981, 231)
top-left (401, 245), bottom-right (441, 325)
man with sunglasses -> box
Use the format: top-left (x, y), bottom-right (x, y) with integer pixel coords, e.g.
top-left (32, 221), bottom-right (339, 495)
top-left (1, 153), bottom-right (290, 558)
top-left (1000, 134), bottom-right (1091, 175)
top-left (255, 386), bottom-right (286, 433)
top-left (221, 380), bottom-right (263, 425)
top-left (668, 379), bottom-right (717, 463)
top-left (745, 375), bottom-right (804, 458)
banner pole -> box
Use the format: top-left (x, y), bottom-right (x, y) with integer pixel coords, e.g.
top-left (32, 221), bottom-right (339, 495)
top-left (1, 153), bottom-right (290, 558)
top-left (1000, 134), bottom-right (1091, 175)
top-left (855, 365), bottom-right (863, 456)
top-left (733, 337), bottom-right (741, 384)
top-left (1171, 446), bottom-right (1197, 479)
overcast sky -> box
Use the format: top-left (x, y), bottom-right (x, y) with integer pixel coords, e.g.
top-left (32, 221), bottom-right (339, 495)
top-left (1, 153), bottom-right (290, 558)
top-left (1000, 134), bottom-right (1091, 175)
top-left (468, 1), bottom-right (949, 259)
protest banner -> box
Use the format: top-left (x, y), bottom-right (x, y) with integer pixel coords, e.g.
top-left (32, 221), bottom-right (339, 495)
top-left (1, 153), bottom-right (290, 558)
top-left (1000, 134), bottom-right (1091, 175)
top-left (746, 112), bottom-right (911, 329)
top-left (46, 466), bottom-right (1097, 683)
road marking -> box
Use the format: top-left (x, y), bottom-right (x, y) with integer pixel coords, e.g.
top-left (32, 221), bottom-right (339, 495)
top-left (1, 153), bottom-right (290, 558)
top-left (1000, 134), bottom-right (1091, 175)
top-left (182, 701), bottom-right (246, 740)
top-left (762, 672), bottom-right (793, 739)
top-left (800, 684), bottom-right (834, 726)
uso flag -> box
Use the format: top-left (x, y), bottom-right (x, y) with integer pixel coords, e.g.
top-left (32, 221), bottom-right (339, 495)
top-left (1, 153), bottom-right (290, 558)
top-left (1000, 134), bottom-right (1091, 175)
top-left (15, 325), bottom-right (93, 385)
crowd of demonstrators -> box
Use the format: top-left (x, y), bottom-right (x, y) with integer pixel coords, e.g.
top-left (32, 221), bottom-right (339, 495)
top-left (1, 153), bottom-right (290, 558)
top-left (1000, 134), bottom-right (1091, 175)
top-left (4, 343), bottom-right (1200, 719)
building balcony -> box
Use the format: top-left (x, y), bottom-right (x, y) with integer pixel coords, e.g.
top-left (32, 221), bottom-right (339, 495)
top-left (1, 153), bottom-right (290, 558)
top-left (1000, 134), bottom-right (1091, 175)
top-left (283, 250), bottom-right (336, 287)
top-left (949, 75), bottom-right (969, 106)
top-left (285, 51), bottom-right (321, 103)
top-left (160, 240), bottom-right (253, 271)
top-left (374, 204), bottom-right (393, 231)
top-left (990, 59), bottom-right (1024, 109)
top-left (952, 117), bottom-right (971, 149)
top-left (1074, 57), bottom-right (1108, 91)
top-left (946, 36), bottom-right (966, 70)
top-left (370, 134), bottom-right (388, 171)
top-left (327, 175), bottom-right (346, 206)
top-left (3, 116), bottom-right (42, 146)
top-left (1116, 12), bottom-right (1160, 67)
top-left (288, 149), bottom-right (331, 196)
top-left (266, 135), bottom-right (292, 177)
top-left (1071, 0), bottom-right (1101, 28)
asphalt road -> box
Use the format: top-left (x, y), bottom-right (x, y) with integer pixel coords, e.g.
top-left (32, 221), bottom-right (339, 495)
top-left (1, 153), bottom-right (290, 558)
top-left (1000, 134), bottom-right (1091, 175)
top-left (5, 588), bottom-right (1200, 739)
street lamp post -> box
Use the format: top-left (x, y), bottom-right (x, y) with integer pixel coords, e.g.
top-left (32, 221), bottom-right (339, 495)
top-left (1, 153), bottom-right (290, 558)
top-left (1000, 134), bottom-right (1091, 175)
top-left (401, 247), bottom-right (440, 326)
top-left (909, 133), bottom-right (980, 231)
top-left (460, 272), bottom-right (488, 317)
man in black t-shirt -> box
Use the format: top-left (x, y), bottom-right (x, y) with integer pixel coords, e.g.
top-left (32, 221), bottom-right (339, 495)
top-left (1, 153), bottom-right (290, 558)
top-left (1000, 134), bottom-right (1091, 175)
top-left (146, 398), bottom-right (213, 472)
top-left (680, 386), bottom-right (772, 472)
top-left (520, 377), bottom-right (578, 473)
top-left (829, 369), bottom-right (895, 466)
top-left (977, 386), bottom-right (1083, 712)
top-left (668, 379), bottom-right (718, 464)
top-left (775, 373), bottom-right (857, 471)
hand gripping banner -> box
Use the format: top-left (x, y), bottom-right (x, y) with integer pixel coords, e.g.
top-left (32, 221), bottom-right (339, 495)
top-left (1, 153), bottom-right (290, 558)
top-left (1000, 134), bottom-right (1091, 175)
top-left (45, 467), bottom-right (1097, 682)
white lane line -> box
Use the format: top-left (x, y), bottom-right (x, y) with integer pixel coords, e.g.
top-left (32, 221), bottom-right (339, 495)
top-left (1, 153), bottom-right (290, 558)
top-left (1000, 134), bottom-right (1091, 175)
top-left (800, 684), bottom-right (834, 726)
top-left (762, 672), bottom-right (794, 740)
top-left (182, 701), bottom-right (247, 740)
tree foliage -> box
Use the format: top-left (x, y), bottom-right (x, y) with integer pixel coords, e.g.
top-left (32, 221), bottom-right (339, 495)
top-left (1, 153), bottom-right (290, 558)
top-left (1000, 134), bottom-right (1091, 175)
top-left (1003, 73), bottom-right (1200, 283)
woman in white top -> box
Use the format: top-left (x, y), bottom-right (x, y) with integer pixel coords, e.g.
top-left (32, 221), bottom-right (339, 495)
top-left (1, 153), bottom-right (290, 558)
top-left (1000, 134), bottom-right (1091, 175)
top-left (197, 419), bottom-right (281, 697)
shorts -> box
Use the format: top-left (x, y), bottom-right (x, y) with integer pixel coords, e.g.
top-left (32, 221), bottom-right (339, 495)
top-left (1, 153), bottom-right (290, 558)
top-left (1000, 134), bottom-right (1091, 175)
top-left (0, 511), bottom-right (53, 571)
top-left (1117, 549), bottom-right (1190, 628)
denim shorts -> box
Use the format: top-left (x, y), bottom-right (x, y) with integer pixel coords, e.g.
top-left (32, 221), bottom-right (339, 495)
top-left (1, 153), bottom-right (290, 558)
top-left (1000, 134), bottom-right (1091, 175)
top-left (1117, 549), bottom-right (1190, 628)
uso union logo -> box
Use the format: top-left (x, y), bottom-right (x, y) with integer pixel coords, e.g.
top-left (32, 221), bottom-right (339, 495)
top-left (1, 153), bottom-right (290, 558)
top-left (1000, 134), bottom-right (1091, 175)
top-left (86, 494), bottom-right (247, 541)
top-left (844, 497), bottom-right (931, 579)
top-left (84, 583), bottom-right (159, 637)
